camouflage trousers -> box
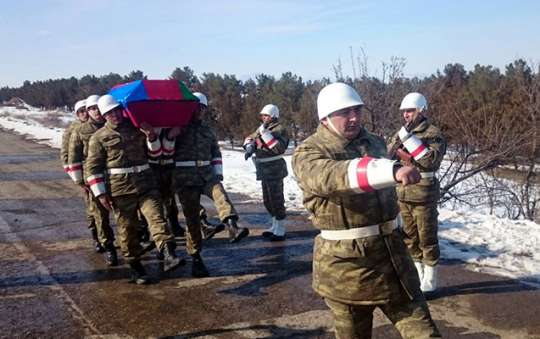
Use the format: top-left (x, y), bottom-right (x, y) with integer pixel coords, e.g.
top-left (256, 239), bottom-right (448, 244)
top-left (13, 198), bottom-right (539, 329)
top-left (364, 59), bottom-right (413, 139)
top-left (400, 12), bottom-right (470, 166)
top-left (110, 191), bottom-right (174, 263)
top-left (154, 167), bottom-right (182, 234)
top-left (261, 179), bottom-right (286, 220)
top-left (177, 180), bottom-right (237, 255)
top-left (202, 180), bottom-right (237, 222)
top-left (84, 190), bottom-right (114, 247)
top-left (399, 202), bottom-right (440, 266)
top-left (176, 186), bottom-right (203, 256)
top-left (324, 294), bottom-right (440, 339)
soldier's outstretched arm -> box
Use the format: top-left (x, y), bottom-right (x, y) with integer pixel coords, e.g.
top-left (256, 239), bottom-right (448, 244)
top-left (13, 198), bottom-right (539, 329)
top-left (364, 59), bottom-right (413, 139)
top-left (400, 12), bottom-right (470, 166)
top-left (292, 142), bottom-right (411, 198)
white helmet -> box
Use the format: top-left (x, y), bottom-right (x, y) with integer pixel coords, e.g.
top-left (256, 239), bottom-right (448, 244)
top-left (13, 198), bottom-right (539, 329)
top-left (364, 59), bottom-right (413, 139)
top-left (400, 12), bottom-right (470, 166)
top-left (86, 94), bottom-right (100, 108)
top-left (317, 83), bottom-right (364, 120)
top-left (74, 100), bottom-right (86, 113)
top-left (193, 92), bottom-right (208, 107)
top-left (97, 95), bottom-right (121, 115)
top-left (399, 92), bottom-right (427, 112)
top-left (260, 104), bottom-right (279, 118)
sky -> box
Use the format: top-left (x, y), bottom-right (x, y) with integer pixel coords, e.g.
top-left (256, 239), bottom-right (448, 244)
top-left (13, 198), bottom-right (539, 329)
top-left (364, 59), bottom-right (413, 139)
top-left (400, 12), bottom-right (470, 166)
top-left (1, 0), bottom-right (540, 87)
top-left (1, 103), bottom-right (539, 285)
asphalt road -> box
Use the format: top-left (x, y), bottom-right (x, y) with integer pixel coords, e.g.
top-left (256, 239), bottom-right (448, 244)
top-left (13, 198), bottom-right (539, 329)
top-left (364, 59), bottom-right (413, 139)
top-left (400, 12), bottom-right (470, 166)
top-left (0, 129), bottom-right (539, 339)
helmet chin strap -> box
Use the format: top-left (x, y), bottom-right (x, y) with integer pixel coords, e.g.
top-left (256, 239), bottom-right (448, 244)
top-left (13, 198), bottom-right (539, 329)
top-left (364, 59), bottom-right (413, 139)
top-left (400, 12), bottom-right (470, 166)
top-left (326, 117), bottom-right (343, 137)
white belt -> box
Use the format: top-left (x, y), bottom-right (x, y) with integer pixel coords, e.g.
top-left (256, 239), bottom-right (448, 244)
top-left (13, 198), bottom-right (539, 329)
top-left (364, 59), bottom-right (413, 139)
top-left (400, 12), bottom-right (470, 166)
top-left (149, 159), bottom-right (174, 165)
top-left (420, 172), bottom-right (435, 178)
top-left (255, 155), bottom-right (283, 163)
top-left (175, 160), bottom-right (211, 167)
top-left (107, 164), bottom-right (150, 175)
top-left (320, 219), bottom-right (398, 240)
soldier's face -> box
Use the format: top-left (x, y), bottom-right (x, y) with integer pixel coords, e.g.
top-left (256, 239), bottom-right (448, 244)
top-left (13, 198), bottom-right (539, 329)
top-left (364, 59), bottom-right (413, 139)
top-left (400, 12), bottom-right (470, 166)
top-left (104, 107), bottom-right (123, 125)
top-left (76, 108), bottom-right (88, 122)
top-left (87, 105), bottom-right (105, 123)
top-left (325, 105), bottom-right (363, 140)
top-left (402, 108), bottom-right (418, 124)
top-left (260, 114), bottom-right (272, 124)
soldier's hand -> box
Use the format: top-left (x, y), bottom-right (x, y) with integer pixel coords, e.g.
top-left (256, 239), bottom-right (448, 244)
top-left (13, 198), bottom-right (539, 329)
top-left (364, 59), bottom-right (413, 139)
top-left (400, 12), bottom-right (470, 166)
top-left (167, 126), bottom-right (185, 139)
top-left (98, 194), bottom-right (113, 212)
top-left (395, 166), bottom-right (421, 186)
top-left (139, 122), bottom-right (157, 141)
top-left (396, 149), bottom-right (412, 165)
top-left (79, 184), bottom-right (90, 193)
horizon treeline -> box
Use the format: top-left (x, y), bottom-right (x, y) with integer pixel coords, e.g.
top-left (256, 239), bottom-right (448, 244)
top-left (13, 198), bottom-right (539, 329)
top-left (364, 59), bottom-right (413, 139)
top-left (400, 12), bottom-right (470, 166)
top-left (0, 60), bottom-right (538, 155)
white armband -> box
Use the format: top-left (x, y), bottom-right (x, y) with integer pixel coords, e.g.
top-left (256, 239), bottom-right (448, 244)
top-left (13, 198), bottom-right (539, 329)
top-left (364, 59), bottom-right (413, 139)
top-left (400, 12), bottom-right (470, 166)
top-left (347, 157), bottom-right (397, 193)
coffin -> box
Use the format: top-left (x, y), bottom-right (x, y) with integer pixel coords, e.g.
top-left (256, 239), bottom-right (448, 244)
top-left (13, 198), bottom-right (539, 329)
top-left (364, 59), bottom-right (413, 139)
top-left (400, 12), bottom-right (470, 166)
top-left (109, 79), bottom-right (199, 128)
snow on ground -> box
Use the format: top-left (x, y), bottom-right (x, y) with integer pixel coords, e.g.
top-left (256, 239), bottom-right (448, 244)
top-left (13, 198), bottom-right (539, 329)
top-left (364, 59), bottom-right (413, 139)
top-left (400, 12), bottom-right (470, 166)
top-left (1, 105), bottom-right (539, 285)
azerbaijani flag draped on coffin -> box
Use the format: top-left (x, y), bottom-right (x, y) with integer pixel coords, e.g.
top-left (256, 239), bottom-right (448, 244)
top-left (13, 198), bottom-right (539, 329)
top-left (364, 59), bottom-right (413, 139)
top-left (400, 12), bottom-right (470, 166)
top-left (109, 79), bottom-right (199, 128)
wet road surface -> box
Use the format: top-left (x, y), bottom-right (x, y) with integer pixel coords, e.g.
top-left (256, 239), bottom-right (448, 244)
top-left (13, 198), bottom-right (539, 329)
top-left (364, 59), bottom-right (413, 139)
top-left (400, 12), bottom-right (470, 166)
top-left (0, 129), bottom-right (539, 338)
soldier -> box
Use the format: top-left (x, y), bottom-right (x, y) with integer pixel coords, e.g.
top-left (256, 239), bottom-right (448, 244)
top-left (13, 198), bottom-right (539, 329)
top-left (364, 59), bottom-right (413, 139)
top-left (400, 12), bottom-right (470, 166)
top-left (67, 95), bottom-right (117, 266)
top-left (243, 104), bottom-right (289, 241)
top-left (292, 83), bottom-right (440, 338)
top-left (148, 128), bottom-right (186, 238)
top-left (62, 98), bottom-right (106, 254)
top-left (85, 94), bottom-right (183, 284)
top-left (387, 93), bottom-right (446, 294)
top-left (61, 99), bottom-right (87, 175)
top-left (168, 92), bottom-right (248, 278)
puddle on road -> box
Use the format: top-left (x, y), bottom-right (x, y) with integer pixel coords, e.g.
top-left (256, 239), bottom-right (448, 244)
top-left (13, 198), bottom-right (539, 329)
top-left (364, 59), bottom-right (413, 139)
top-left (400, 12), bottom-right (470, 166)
top-left (0, 171), bottom-right (67, 181)
top-left (176, 273), bottom-right (266, 289)
top-left (0, 153), bottom-right (56, 164)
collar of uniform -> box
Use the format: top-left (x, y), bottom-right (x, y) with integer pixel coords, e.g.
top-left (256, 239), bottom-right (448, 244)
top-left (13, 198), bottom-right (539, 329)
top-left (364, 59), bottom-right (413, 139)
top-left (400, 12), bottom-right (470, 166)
top-left (410, 117), bottom-right (430, 133)
top-left (89, 118), bottom-right (105, 129)
top-left (317, 124), bottom-right (369, 148)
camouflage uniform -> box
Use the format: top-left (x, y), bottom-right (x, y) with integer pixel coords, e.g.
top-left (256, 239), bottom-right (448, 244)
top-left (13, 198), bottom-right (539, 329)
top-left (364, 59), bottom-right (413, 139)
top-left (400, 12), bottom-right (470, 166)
top-left (246, 120), bottom-right (289, 220)
top-left (62, 120), bottom-right (99, 239)
top-left (388, 118), bottom-right (446, 266)
top-left (67, 119), bottom-right (114, 248)
top-left (172, 120), bottom-right (237, 255)
top-left (85, 120), bottom-right (175, 263)
top-left (148, 129), bottom-right (184, 237)
top-left (292, 125), bottom-right (440, 338)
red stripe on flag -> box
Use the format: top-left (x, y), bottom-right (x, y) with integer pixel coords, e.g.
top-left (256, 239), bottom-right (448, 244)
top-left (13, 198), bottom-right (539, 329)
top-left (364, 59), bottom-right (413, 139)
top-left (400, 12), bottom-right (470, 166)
top-left (410, 144), bottom-right (427, 158)
top-left (356, 157), bottom-right (375, 192)
top-left (142, 80), bottom-right (182, 100)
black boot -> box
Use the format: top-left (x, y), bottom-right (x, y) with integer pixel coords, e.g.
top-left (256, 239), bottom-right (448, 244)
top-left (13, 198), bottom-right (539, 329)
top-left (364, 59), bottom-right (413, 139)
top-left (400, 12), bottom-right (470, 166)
top-left (128, 261), bottom-right (149, 285)
top-left (91, 228), bottom-right (105, 253)
top-left (169, 216), bottom-right (185, 237)
top-left (191, 253), bottom-right (209, 278)
top-left (104, 244), bottom-right (118, 266)
top-left (226, 218), bottom-right (249, 243)
top-left (162, 242), bottom-right (185, 272)
top-left (201, 221), bottom-right (225, 240)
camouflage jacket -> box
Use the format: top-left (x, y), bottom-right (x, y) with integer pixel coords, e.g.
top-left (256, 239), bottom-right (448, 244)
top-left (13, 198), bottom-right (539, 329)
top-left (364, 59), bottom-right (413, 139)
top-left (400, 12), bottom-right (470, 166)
top-left (292, 125), bottom-right (422, 304)
top-left (85, 120), bottom-right (160, 198)
top-left (67, 119), bottom-right (105, 186)
top-left (60, 120), bottom-right (81, 176)
top-left (172, 120), bottom-right (223, 187)
top-left (387, 119), bottom-right (446, 203)
top-left (246, 120), bottom-right (289, 181)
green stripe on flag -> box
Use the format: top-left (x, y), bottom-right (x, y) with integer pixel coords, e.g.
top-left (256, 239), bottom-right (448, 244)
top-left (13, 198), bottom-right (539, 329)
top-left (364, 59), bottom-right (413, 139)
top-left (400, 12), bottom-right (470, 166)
top-left (178, 81), bottom-right (197, 100)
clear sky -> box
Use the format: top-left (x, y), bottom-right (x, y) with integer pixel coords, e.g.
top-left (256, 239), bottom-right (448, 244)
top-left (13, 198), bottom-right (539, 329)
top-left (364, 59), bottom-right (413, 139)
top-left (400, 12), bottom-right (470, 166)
top-left (1, 0), bottom-right (540, 87)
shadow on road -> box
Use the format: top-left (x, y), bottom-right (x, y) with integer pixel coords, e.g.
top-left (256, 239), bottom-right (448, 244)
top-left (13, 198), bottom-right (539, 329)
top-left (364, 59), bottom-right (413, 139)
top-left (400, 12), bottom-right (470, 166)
top-left (159, 323), bottom-right (331, 338)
